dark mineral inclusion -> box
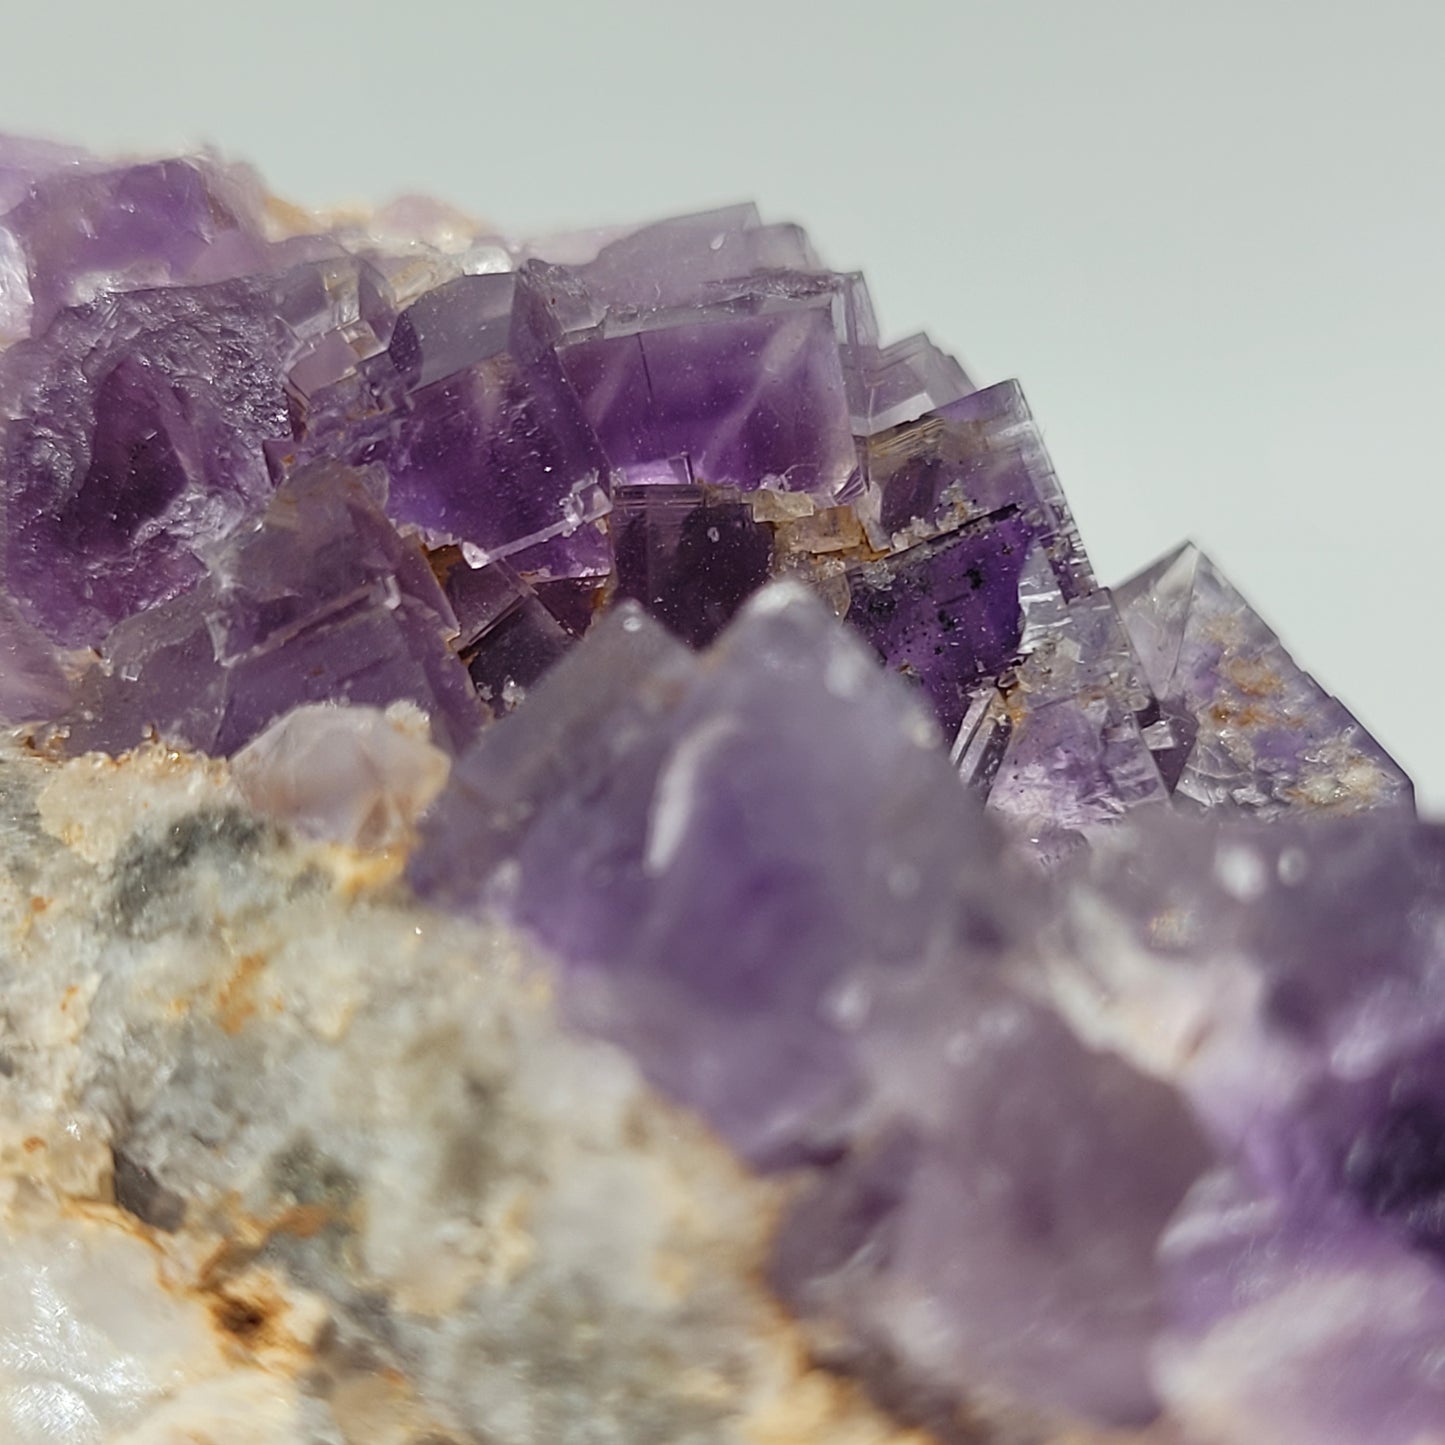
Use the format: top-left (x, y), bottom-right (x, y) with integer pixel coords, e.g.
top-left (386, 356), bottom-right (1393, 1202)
top-left (0, 139), bottom-right (1435, 1443)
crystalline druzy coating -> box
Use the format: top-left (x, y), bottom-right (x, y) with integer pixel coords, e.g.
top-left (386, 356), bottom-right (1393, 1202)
top-left (0, 139), bottom-right (1427, 1445)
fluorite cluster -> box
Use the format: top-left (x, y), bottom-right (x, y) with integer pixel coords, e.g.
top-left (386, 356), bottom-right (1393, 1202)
top-left (0, 140), bottom-right (1436, 1445)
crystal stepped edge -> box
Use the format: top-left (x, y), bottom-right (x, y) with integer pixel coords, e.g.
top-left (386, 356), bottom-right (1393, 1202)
top-left (0, 138), bottom-right (1434, 1445)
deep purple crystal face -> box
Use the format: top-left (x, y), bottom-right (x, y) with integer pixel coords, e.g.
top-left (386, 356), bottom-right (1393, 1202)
top-left (611, 483), bottom-right (774, 647)
top-left (2, 279), bottom-right (294, 646)
top-left (844, 512), bottom-right (1038, 735)
top-left (0, 141), bottom-right (1427, 1445)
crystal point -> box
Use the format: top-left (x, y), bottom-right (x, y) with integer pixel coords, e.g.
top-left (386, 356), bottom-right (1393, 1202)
top-left (1116, 542), bottom-right (1412, 815)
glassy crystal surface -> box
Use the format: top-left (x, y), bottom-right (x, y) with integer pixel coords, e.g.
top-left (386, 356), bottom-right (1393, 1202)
top-left (1116, 542), bottom-right (1412, 815)
top-left (611, 481), bottom-right (775, 647)
top-left (64, 462), bottom-right (480, 756)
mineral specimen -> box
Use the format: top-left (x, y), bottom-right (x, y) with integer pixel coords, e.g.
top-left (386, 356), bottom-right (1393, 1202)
top-left (0, 136), bottom-right (1429, 1445)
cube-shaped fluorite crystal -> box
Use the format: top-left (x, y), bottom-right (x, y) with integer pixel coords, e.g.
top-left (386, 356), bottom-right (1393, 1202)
top-left (559, 305), bottom-right (858, 498)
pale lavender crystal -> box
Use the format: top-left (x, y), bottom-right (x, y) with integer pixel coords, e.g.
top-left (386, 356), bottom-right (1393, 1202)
top-left (525, 203), bottom-right (823, 334)
top-left (847, 332), bottom-right (973, 436)
top-left (413, 584), bottom-right (1019, 1165)
top-left (979, 575), bottom-right (1171, 857)
top-left (267, 253), bottom-right (394, 396)
top-left (1061, 807), bottom-right (1445, 1441)
top-left (776, 991), bottom-right (1211, 1425)
top-left (1067, 809), bottom-right (1445, 1155)
top-left (0, 134), bottom-right (87, 208)
top-left (232, 702), bottom-right (448, 849)
top-left (1115, 542), bottom-right (1412, 814)
top-left (0, 137), bottom-right (84, 343)
top-left (1157, 1168), bottom-right (1445, 1445)
top-left (383, 270), bottom-right (515, 390)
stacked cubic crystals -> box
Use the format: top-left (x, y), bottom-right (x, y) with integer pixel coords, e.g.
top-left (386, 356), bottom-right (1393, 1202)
top-left (0, 140), bottom-right (1435, 1443)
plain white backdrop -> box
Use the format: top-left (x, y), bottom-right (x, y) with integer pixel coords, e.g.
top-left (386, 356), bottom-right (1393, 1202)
top-left (2, 1), bottom-right (1441, 802)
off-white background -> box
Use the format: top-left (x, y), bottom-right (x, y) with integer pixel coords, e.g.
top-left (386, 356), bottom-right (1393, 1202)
top-left (3, 1), bottom-right (1441, 803)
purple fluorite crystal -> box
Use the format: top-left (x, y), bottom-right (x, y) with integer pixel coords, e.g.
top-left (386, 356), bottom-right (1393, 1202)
top-left (0, 138), bottom-right (1428, 1444)
top-left (64, 461), bottom-right (481, 757)
top-left (611, 481), bottom-right (774, 647)
top-left (2, 279), bottom-right (293, 646)
top-left (1116, 541), bottom-right (1412, 813)
top-left (416, 584), bottom-right (1027, 1167)
top-left (1060, 809), bottom-right (1445, 1438)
